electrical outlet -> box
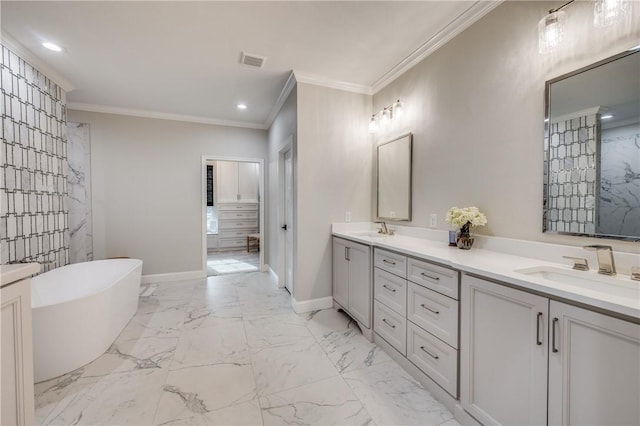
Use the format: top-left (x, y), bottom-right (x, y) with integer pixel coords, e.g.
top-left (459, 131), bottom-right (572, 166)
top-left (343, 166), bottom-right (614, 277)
top-left (345, 211), bottom-right (351, 222)
top-left (429, 213), bottom-right (437, 228)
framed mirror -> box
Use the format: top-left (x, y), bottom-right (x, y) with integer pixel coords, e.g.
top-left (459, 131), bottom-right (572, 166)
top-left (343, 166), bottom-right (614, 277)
top-left (543, 47), bottom-right (640, 241)
top-left (377, 133), bottom-right (412, 221)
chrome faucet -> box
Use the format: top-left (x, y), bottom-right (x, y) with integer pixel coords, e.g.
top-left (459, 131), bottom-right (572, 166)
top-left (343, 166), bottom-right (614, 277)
top-left (375, 221), bottom-right (394, 235)
top-left (584, 245), bottom-right (616, 276)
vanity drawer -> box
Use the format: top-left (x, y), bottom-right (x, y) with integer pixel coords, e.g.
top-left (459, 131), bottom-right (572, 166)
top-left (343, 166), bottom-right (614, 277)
top-left (219, 211), bottom-right (258, 220)
top-left (407, 258), bottom-right (459, 299)
top-left (219, 220), bottom-right (258, 230)
top-left (374, 268), bottom-right (407, 317)
top-left (407, 322), bottom-right (458, 397)
top-left (217, 203), bottom-right (259, 211)
top-left (374, 249), bottom-right (407, 278)
top-left (407, 282), bottom-right (458, 348)
top-left (374, 300), bottom-right (406, 356)
top-left (217, 238), bottom-right (246, 248)
top-left (218, 229), bottom-right (257, 239)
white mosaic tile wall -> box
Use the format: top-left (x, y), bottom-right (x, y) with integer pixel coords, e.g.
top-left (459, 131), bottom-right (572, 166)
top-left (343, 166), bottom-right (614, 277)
top-left (1, 43), bottom-right (69, 270)
top-left (546, 112), bottom-right (599, 234)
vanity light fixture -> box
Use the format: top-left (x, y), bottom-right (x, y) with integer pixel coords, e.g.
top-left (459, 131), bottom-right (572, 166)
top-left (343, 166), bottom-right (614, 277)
top-left (538, 1), bottom-right (571, 54)
top-left (236, 103), bottom-right (247, 110)
top-left (594, 0), bottom-right (631, 27)
top-left (601, 114), bottom-right (614, 119)
top-left (42, 42), bottom-right (63, 52)
top-left (368, 99), bottom-right (404, 134)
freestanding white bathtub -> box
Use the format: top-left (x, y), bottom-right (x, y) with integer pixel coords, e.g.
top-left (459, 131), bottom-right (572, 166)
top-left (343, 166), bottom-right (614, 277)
top-left (31, 258), bottom-right (143, 383)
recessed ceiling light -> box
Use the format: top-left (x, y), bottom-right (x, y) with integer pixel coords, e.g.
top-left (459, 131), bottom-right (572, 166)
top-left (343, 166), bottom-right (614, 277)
top-left (601, 114), bottom-right (614, 119)
top-left (42, 42), bottom-right (63, 52)
top-left (237, 104), bottom-right (247, 110)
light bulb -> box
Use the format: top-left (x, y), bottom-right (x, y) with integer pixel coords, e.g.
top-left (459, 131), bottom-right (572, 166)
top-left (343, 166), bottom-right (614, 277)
top-left (381, 108), bottom-right (390, 127)
top-left (392, 100), bottom-right (403, 119)
top-left (368, 115), bottom-right (378, 134)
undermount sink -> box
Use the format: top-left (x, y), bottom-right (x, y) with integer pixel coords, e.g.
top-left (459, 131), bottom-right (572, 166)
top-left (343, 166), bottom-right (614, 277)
top-left (351, 231), bottom-right (393, 239)
top-left (514, 266), bottom-right (640, 299)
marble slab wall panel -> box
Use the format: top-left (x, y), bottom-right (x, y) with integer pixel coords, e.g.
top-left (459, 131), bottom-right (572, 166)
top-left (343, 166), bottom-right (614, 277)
top-left (547, 113), bottom-right (599, 234)
top-left (598, 123), bottom-right (640, 237)
top-left (0, 43), bottom-right (69, 271)
top-left (67, 122), bottom-right (93, 263)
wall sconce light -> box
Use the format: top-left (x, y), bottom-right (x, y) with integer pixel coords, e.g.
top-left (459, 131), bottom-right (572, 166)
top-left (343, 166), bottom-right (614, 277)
top-left (368, 99), bottom-right (404, 134)
top-left (538, 1), bottom-right (572, 54)
top-left (594, 0), bottom-right (631, 27)
top-left (538, 0), bottom-right (633, 54)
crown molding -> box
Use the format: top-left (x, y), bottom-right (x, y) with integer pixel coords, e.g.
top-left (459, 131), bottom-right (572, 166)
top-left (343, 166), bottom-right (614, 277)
top-left (1, 30), bottom-right (76, 92)
top-left (264, 71), bottom-right (297, 128)
top-left (67, 102), bottom-right (268, 130)
top-left (371, 0), bottom-right (503, 94)
top-left (293, 71), bottom-right (372, 95)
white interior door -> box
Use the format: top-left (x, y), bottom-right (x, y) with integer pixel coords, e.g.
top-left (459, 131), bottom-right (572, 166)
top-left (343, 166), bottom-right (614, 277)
top-left (284, 149), bottom-right (293, 294)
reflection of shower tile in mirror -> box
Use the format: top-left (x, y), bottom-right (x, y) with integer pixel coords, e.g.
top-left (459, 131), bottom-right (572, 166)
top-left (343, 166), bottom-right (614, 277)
top-left (598, 123), bottom-right (640, 237)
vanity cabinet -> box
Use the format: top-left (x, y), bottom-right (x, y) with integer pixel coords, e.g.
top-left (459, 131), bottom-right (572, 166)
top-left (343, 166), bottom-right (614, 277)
top-left (373, 247), bottom-right (460, 398)
top-left (332, 237), bottom-right (372, 329)
top-left (1, 274), bottom-right (35, 426)
top-left (461, 274), bottom-right (640, 426)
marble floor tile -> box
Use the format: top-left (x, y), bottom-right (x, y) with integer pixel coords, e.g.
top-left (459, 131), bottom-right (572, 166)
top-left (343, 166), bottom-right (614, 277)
top-left (171, 322), bottom-right (250, 370)
top-left (41, 368), bottom-right (168, 426)
top-left (260, 375), bottom-right (373, 426)
top-left (81, 337), bottom-right (178, 378)
top-left (343, 361), bottom-right (455, 426)
top-left (154, 363), bottom-right (257, 424)
top-left (34, 271), bottom-right (458, 426)
top-left (244, 312), bottom-right (312, 349)
top-left (251, 337), bottom-right (339, 396)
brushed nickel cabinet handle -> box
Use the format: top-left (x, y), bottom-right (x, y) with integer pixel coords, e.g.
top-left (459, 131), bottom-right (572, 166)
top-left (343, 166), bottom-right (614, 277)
top-left (536, 312), bottom-right (543, 346)
top-left (552, 318), bottom-right (559, 353)
top-left (383, 259), bottom-right (396, 265)
top-left (420, 272), bottom-right (440, 281)
top-left (420, 303), bottom-right (439, 315)
top-left (382, 318), bottom-right (396, 329)
top-left (383, 284), bottom-right (396, 293)
top-left (345, 247), bottom-right (350, 261)
top-left (420, 346), bottom-right (439, 360)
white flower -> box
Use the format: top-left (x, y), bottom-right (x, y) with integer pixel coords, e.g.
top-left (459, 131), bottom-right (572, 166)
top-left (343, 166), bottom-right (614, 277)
top-left (445, 206), bottom-right (488, 229)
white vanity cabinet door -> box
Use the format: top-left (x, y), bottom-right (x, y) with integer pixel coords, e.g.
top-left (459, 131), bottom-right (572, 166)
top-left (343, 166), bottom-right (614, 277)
top-left (237, 162), bottom-right (259, 202)
top-left (348, 242), bottom-right (372, 328)
top-left (1, 278), bottom-right (35, 426)
top-left (548, 301), bottom-right (640, 426)
top-left (332, 237), bottom-right (372, 329)
top-left (216, 160), bottom-right (240, 203)
top-left (461, 275), bottom-right (548, 426)
top-left (332, 237), bottom-right (350, 310)
top-left (374, 267), bottom-right (407, 316)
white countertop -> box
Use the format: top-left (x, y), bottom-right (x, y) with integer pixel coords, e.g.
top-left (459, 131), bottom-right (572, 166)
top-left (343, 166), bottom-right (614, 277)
top-left (0, 263), bottom-right (41, 288)
top-left (332, 224), bottom-right (640, 320)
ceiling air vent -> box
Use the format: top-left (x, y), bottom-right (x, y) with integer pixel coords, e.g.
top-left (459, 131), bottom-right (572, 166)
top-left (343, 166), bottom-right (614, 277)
top-left (240, 52), bottom-right (266, 68)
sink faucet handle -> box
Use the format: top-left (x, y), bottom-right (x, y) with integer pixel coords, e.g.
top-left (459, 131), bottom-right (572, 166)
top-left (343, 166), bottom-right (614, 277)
top-left (583, 244), bottom-right (613, 251)
top-left (562, 256), bottom-right (589, 271)
top-left (583, 245), bottom-right (616, 276)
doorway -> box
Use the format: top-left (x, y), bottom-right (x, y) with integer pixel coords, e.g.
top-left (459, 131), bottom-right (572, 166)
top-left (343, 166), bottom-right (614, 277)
top-left (278, 138), bottom-right (294, 295)
top-left (202, 156), bottom-right (265, 276)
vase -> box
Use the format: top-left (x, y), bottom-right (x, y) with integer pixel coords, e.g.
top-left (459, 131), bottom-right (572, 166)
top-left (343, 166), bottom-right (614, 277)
top-left (456, 230), bottom-right (475, 250)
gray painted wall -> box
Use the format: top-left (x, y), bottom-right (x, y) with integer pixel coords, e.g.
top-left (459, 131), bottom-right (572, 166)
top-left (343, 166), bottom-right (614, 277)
top-left (68, 110), bottom-right (268, 275)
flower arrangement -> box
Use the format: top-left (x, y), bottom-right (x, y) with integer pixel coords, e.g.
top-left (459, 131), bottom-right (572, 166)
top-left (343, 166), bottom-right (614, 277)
top-left (445, 206), bottom-right (487, 249)
top-left (445, 206), bottom-right (488, 229)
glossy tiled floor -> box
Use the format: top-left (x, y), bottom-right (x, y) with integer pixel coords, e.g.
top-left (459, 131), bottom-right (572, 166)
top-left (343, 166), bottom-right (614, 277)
top-left (34, 272), bottom-right (459, 425)
top-left (206, 250), bottom-right (260, 276)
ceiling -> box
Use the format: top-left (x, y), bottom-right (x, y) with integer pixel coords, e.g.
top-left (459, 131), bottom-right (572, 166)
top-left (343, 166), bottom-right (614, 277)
top-left (1, 1), bottom-right (499, 129)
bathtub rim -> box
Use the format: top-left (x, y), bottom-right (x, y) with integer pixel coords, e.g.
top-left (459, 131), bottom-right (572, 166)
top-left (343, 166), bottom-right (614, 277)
top-left (31, 258), bottom-right (142, 309)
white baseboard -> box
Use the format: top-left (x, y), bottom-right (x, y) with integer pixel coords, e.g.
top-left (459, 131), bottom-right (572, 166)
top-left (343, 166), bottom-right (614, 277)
top-left (141, 270), bottom-right (205, 284)
top-left (267, 265), bottom-right (280, 286)
top-left (292, 296), bottom-right (333, 314)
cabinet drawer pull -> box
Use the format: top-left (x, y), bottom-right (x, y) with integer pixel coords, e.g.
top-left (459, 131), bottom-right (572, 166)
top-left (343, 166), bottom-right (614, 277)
top-left (420, 346), bottom-right (439, 360)
top-left (552, 318), bottom-right (559, 353)
top-left (382, 318), bottom-right (396, 329)
top-left (536, 312), bottom-right (543, 346)
top-left (420, 272), bottom-right (440, 281)
top-left (382, 259), bottom-right (396, 265)
top-left (345, 247), bottom-right (350, 261)
top-left (420, 303), bottom-right (439, 315)
top-left (236, 206), bottom-right (242, 209)
top-left (382, 284), bottom-right (396, 293)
